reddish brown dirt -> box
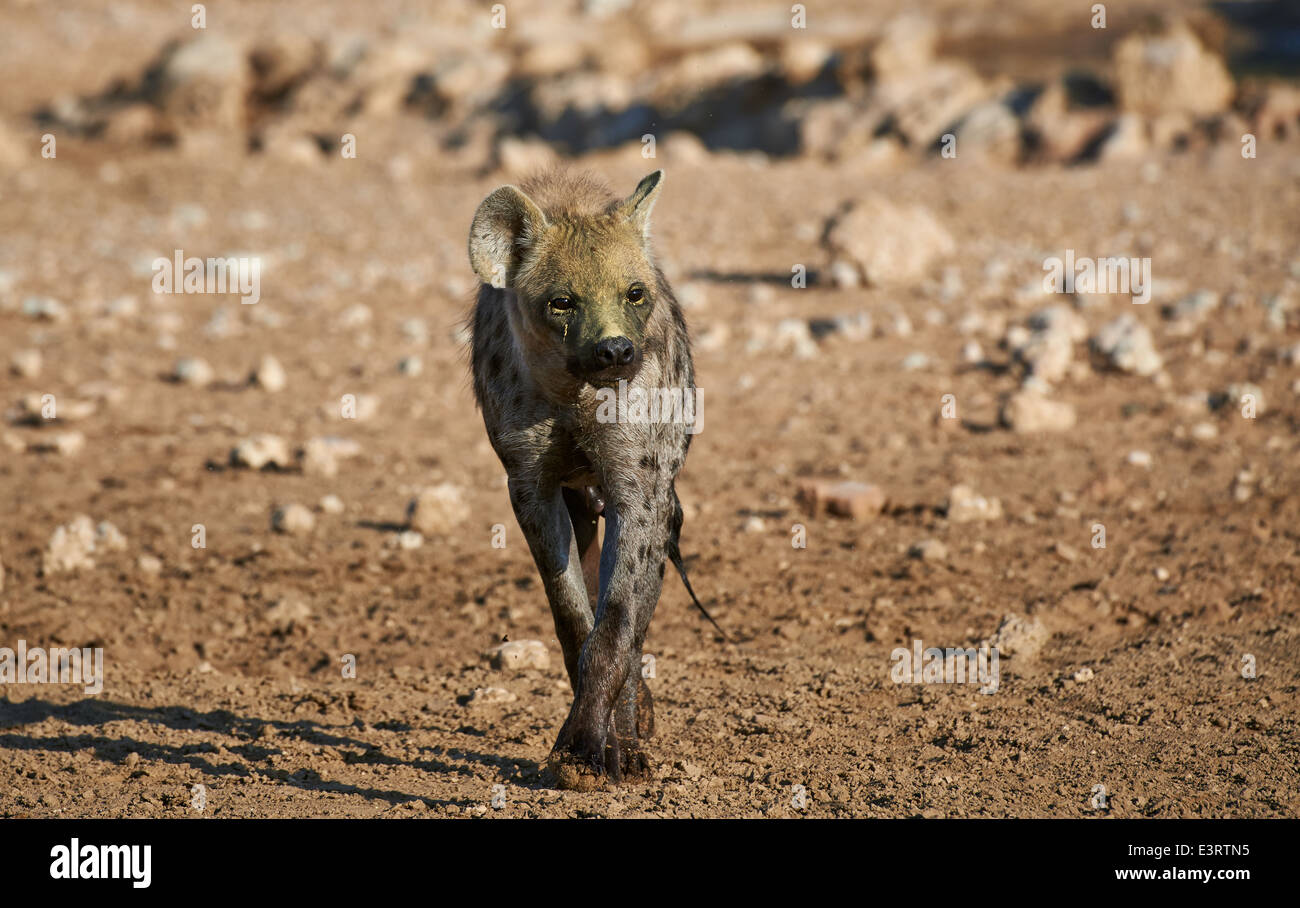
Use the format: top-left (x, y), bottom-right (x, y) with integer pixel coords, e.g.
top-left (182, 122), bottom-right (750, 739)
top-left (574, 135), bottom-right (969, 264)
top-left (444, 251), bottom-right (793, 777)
top-left (1, 1), bottom-right (1297, 818)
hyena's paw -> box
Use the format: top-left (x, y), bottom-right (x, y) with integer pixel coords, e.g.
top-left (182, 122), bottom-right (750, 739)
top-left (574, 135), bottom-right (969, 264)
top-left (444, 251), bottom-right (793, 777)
top-left (617, 741), bottom-right (653, 780)
top-left (547, 723), bottom-right (618, 791)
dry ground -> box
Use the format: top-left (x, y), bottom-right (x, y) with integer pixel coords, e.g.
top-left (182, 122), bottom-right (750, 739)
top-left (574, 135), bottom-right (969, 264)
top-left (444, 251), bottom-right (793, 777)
top-left (0, 0), bottom-right (1297, 818)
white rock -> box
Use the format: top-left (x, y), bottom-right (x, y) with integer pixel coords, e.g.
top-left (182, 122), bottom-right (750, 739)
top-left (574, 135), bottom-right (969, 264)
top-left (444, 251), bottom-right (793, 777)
top-left (1000, 391), bottom-right (1077, 433)
top-left (824, 196), bottom-right (955, 286)
top-left (1091, 314), bottom-right (1163, 376)
top-left (490, 640), bottom-right (550, 671)
top-left (231, 434), bottom-right (293, 470)
top-left (983, 613), bottom-right (1048, 658)
top-left (43, 515), bottom-right (98, 574)
top-left (407, 483), bottom-right (470, 536)
top-left (173, 357), bottom-right (215, 387)
top-left (469, 686), bottom-right (517, 706)
top-left (9, 349), bottom-right (42, 378)
top-left (272, 504), bottom-right (315, 535)
top-left (252, 355), bottom-right (287, 392)
top-left (946, 484), bottom-right (1004, 523)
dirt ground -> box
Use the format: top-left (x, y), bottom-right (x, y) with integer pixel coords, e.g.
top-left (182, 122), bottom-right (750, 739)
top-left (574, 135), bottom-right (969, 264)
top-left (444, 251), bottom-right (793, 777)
top-left (1, 1), bottom-right (1298, 818)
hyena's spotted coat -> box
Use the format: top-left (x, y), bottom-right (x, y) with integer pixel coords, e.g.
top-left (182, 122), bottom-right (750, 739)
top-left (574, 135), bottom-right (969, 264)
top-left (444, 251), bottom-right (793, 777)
top-left (467, 168), bottom-right (702, 789)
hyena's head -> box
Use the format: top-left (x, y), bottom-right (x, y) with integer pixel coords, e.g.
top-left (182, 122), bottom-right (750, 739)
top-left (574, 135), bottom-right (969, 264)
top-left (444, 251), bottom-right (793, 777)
top-left (468, 170), bottom-right (665, 386)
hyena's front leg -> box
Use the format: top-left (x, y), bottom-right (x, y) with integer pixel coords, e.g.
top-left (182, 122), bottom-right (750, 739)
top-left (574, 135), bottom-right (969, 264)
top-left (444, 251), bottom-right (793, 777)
top-left (508, 480), bottom-right (594, 689)
top-left (549, 492), bottom-right (668, 788)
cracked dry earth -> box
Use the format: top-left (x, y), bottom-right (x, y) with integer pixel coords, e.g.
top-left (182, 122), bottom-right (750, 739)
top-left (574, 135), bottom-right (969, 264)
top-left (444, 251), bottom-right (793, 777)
top-left (2, 126), bottom-right (1299, 816)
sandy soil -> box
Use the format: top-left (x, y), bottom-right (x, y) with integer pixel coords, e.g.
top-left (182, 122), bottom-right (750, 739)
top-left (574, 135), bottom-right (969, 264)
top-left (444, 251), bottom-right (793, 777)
top-left (1, 1), bottom-right (1297, 818)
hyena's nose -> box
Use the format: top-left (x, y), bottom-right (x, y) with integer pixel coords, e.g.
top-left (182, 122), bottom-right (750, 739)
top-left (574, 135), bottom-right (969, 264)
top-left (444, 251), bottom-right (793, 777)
top-left (594, 336), bottom-right (635, 368)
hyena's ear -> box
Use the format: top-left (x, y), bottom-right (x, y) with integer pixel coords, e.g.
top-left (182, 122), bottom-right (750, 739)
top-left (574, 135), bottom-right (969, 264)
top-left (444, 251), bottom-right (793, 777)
top-left (468, 185), bottom-right (549, 288)
top-left (615, 170), bottom-right (664, 241)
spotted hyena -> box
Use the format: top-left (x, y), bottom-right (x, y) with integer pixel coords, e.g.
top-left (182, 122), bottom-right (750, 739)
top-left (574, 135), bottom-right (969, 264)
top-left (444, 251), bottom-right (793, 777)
top-left (467, 169), bottom-right (713, 790)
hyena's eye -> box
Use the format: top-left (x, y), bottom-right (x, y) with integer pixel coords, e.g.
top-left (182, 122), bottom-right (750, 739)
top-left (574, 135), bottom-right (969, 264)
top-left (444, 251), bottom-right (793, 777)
top-left (626, 286), bottom-right (644, 303)
top-left (549, 297), bottom-right (574, 311)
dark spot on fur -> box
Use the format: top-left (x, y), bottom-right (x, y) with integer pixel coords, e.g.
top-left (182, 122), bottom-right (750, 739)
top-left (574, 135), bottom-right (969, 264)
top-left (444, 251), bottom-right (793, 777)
top-left (658, 561), bottom-right (665, 579)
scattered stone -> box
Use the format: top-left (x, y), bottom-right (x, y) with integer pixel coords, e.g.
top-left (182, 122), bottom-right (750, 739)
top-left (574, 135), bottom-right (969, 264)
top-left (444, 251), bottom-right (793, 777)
top-left (43, 515), bottom-right (99, 574)
top-left (1091, 314), bottom-right (1163, 376)
top-left (96, 521), bottom-right (127, 552)
top-left (230, 434), bottom-right (293, 470)
top-left (1000, 391), bottom-right (1077, 434)
top-left (319, 494), bottom-right (345, 515)
top-left (336, 303), bottom-right (372, 329)
top-left (1097, 113), bottom-right (1148, 161)
top-left (490, 640), bottom-right (550, 671)
top-left (771, 318), bottom-right (819, 359)
top-left (299, 435), bottom-right (362, 478)
top-left (946, 484), bottom-right (1003, 523)
top-left (22, 296), bottom-right (68, 321)
top-left (1154, 566), bottom-right (1171, 582)
top-left (397, 355), bottom-right (423, 377)
top-left (1114, 19), bottom-right (1234, 118)
top-left (272, 504), bottom-right (315, 535)
top-left (265, 597), bottom-right (311, 632)
top-left (1190, 421), bottom-right (1218, 440)
top-left (150, 35), bottom-right (249, 135)
top-left (1126, 450), bottom-right (1153, 468)
top-left (252, 355), bottom-right (287, 392)
top-left (984, 613), bottom-right (1048, 658)
top-left (1011, 305), bottom-right (1087, 384)
top-left (173, 357), bottom-right (215, 387)
top-left (823, 195), bottom-right (955, 286)
top-left (1213, 383), bottom-right (1264, 415)
top-left (1053, 542), bottom-right (1080, 563)
top-left (389, 530), bottom-right (424, 550)
top-left (1162, 290), bottom-right (1219, 328)
top-left (407, 483), bottom-right (470, 536)
top-left (496, 136), bottom-right (558, 176)
top-left (138, 554), bottom-right (163, 576)
top-left (742, 515), bottom-right (766, 533)
top-left (29, 431), bottom-right (86, 457)
top-left (909, 539), bottom-right (948, 562)
top-left (469, 686), bottom-right (517, 706)
top-left (1071, 667), bottom-right (1095, 683)
top-left (948, 100), bottom-right (1021, 163)
top-left (901, 352), bottom-right (930, 371)
top-left (9, 349), bottom-right (42, 378)
top-left (797, 480), bottom-right (887, 520)
top-left (400, 318), bottom-right (429, 343)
